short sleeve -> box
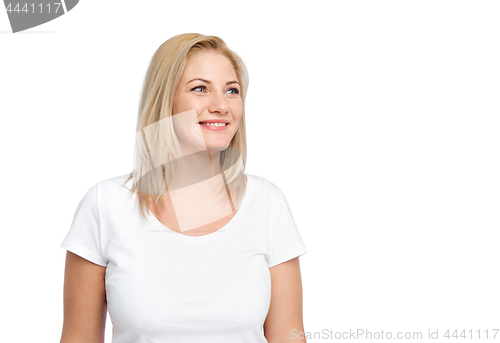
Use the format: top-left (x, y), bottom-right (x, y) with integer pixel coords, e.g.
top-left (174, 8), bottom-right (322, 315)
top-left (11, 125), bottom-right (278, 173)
top-left (60, 183), bottom-right (108, 267)
top-left (267, 190), bottom-right (308, 268)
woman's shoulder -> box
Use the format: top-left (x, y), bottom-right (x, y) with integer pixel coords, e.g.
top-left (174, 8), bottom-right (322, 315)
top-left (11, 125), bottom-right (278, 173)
top-left (246, 173), bottom-right (284, 199)
top-left (90, 173), bottom-right (134, 201)
top-left (95, 173), bottom-right (131, 188)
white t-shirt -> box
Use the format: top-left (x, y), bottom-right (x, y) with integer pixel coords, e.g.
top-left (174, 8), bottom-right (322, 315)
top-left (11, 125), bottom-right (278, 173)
top-left (60, 173), bottom-right (308, 343)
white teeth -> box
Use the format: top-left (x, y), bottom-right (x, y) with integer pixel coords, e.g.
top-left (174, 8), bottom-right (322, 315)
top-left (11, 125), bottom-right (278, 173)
top-left (200, 122), bottom-right (227, 126)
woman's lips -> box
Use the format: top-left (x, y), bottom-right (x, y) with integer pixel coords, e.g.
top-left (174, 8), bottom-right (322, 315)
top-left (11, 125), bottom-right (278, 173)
top-left (198, 123), bottom-right (229, 131)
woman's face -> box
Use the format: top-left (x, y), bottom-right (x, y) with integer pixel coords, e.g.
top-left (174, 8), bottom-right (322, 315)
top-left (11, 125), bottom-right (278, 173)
top-left (172, 51), bottom-right (243, 153)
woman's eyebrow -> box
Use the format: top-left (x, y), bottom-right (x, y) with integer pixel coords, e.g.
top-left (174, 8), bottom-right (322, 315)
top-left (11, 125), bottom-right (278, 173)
top-left (187, 78), bottom-right (239, 86)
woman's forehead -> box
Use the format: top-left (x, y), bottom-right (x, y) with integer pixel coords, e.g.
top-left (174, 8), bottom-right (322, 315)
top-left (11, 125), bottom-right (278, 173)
top-left (182, 52), bottom-right (236, 80)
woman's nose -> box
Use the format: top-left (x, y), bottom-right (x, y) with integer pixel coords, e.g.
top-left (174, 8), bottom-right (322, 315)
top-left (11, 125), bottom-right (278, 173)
top-left (208, 92), bottom-right (229, 114)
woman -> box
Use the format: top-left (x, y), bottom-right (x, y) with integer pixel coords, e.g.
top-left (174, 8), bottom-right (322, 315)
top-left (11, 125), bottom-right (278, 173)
top-left (60, 33), bottom-right (308, 343)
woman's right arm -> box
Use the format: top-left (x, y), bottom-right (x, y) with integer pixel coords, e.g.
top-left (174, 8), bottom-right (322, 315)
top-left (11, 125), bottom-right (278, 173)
top-left (60, 251), bottom-right (107, 343)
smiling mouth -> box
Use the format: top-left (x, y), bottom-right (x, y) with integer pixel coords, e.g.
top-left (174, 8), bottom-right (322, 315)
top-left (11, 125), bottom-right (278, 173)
top-left (198, 122), bottom-right (229, 126)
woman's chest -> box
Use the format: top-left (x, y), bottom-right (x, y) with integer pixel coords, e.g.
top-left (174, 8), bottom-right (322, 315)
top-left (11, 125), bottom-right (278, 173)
top-left (104, 228), bottom-right (272, 335)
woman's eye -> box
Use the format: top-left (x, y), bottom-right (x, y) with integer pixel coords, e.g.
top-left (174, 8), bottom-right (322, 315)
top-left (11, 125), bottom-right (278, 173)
top-left (228, 88), bottom-right (240, 95)
top-left (191, 85), bottom-right (206, 92)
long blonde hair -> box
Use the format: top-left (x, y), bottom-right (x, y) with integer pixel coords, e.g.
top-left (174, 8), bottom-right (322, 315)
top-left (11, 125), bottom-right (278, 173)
top-left (122, 33), bottom-right (249, 221)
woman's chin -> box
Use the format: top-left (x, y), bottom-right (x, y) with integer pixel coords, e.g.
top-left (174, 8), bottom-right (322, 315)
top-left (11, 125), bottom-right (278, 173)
top-left (204, 140), bottom-right (230, 150)
top-left (205, 144), bottom-right (229, 153)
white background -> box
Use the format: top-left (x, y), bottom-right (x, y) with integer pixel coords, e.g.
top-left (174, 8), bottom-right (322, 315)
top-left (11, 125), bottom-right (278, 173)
top-left (1, 1), bottom-right (499, 342)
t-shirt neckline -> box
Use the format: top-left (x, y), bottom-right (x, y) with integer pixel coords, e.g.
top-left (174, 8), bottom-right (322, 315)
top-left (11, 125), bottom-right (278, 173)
top-left (146, 173), bottom-right (251, 240)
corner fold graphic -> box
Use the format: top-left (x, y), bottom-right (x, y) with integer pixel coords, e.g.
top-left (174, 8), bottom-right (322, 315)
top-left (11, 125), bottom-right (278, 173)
top-left (64, 0), bottom-right (78, 12)
top-left (3, 0), bottom-right (79, 33)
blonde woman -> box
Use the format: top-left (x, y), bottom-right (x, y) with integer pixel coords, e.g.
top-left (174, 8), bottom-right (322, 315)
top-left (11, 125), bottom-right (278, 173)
top-left (60, 33), bottom-right (308, 343)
